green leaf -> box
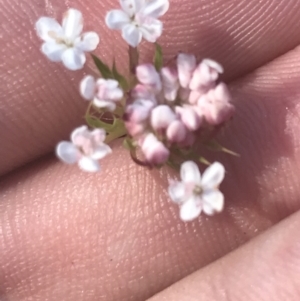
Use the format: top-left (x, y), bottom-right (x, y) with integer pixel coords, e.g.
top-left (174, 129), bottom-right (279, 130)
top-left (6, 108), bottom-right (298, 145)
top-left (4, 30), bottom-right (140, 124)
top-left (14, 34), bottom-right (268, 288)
top-left (112, 117), bottom-right (124, 129)
top-left (112, 60), bottom-right (129, 90)
top-left (205, 139), bottom-right (240, 157)
top-left (154, 43), bottom-right (163, 71)
top-left (85, 115), bottom-right (114, 131)
top-left (106, 118), bottom-right (127, 143)
top-left (91, 54), bottom-right (113, 79)
top-left (199, 157), bottom-right (211, 166)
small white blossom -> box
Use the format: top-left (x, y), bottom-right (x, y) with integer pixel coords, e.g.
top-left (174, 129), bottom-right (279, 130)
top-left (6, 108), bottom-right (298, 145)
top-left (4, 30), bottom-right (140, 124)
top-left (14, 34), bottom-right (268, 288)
top-left (36, 8), bottom-right (100, 70)
top-left (80, 76), bottom-right (124, 111)
top-left (105, 0), bottom-right (169, 47)
top-left (169, 161), bottom-right (225, 221)
top-left (56, 126), bottom-right (111, 172)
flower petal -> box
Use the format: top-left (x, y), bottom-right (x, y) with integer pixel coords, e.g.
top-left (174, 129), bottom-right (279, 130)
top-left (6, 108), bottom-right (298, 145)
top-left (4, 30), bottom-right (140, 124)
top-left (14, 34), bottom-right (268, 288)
top-left (120, 0), bottom-right (145, 16)
top-left (78, 157), bottom-right (100, 172)
top-left (71, 125), bottom-right (89, 143)
top-left (202, 190), bottom-right (224, 215)
top-left (91, 144), bottom-right (112, 160)
top-left (105, 9), bottom-right (130, 30)
top-left (76, 32), bottom-right (100, 51)
top-left (139, 19), bottom-right (163, 43)
top-left (56, 141), bottom-right (80, 164)
top-left (201, 162), bottom-right (225, 189)
top-left (180, 161), bottom-right (201, 183)
top-left (93, 99), bottom-right (116, 111)
top-left (91, 128), bottom-right (106, 143)
top-left (61, 48), bottom-right (86, 70)
top-left (141, 0), bottom-right (169, 18)
top-left (168, 180), bottom-right (185, 204)
top-left (98, 79), bottom-right (119, 89)
top-left (62, 8), bottom-right (83, 40)
top-left (121, 24), bottom-right (142, 47)
top-left (96, 79), bottom-right (124, 100)
top-left (80, 75), bottom-right (96, 100)
top-left (180, 196), bottom-right (202, 222)
top-left (202, 59), bottom-right (224, 74)
top-left (41, 42), bottom-right (66, 62)
top-left (35, 17), bottom-right (63, 42)
top-left (177, 53), bottom-right (197, 88)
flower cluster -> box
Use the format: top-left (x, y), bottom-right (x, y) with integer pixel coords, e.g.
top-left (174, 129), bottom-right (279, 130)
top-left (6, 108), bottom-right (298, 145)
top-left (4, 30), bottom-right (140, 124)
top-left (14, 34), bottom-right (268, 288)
top-left (124, 58), bottom-right (234, 165)
top-left (35, 1), bottom-right (236, 222)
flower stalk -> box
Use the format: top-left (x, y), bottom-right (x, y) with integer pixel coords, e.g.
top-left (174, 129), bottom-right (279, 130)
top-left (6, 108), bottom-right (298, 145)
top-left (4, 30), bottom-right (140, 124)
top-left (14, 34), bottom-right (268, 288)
top-left (129, 45), bottom-right (139, 74)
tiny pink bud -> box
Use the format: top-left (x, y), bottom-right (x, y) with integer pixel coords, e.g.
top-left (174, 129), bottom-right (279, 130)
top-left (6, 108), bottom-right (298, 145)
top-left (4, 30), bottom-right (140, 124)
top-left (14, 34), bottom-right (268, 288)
top-left (177, 53), bottom-right (197, 88)
top-left (160, 67), bottom-right (179, 101)
top-left (141, 133), bottom-right (170, 165)
top-left (166, 120), bottom-right (187, 143)
top-left (203, 59), bottom-right (224, 74)
top-left (214, 82), bottom-right (231, 102)
top-left (136, 64), bottom-right (162, 91)
top-left (197, 83), bottom-right (235, 125)
top-left (131, 84), bottom-right (156, 103)
top-left (151, 105), bottom-right (177, 131)
top-left (125, 122), bottom-right (146, 137)
top-left (125, 100), bottom-right (154, 123)
top-left (124, 100), bottom-right (154, 137)
top-left (176, 106), bottom-right (202, 131)
top-left (178, 131), bottom-right (195, 148)
top-left (189, 90), bottom-right (203, 105)
top-left (189, 59), bottom-right (223, 91)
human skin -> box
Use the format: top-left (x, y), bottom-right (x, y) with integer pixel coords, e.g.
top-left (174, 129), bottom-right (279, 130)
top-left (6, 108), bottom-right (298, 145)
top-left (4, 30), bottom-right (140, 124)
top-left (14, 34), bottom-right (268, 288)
top-left (1, 0), bottom-right (300, 300)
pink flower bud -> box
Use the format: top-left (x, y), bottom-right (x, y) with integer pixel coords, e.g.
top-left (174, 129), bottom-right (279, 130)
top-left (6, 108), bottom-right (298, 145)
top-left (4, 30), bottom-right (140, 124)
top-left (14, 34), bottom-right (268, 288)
top-left (189, 90), bottom-right (203, 105)
top-left (166, 120), bottom-right (187, 143)
top-left (178, 131), bottom-right (195, 148)
top-left (197, 83), bottom-right (235, 125)
top-left (141, 133), bottom-right (170, 165)
top-left (160, 67), bottom-right (179, 101)
top-left (175, 106), bottom-right (202, 131)
top-left (189, 59), bottom-right (223, 91)
top-left (125, 123), bottom-right (146, 137)
top-left (151, 105), bottom-right (177, 131)
top-left (214, 81), bottom-right (231, 102)
top-left (124, 100), bottom-right (154, 136)
top-left (177, 53), bottom-right (197, 88)
top-left (131, 84), bottom-right (156, 103)
top-left (136, 64), bottom-right (162, 91)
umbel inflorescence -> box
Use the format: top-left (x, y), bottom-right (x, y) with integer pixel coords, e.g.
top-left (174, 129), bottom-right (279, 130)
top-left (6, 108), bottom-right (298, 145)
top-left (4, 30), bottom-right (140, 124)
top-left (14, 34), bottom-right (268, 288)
top-left (35, 0), bottom-right (236, 222)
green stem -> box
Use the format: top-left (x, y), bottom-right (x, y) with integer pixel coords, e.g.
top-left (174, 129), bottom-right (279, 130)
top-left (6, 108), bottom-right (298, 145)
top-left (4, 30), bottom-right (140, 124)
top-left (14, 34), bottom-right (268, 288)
top-left (129, 46), bottom-right (139, 74)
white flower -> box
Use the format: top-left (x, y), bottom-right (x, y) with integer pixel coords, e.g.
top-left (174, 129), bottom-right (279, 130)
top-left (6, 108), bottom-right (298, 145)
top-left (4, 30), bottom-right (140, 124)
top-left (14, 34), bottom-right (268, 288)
top-left (105, 0), bottom-right (169, 47)
top-left (80, 76), bottom-right (124, 111)
top-left (168, 161), bottom-right (225, 221)
top-left (56, 126), bottom-right (111, 172)
top-left (36, 8), bottom-right (100, 70)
